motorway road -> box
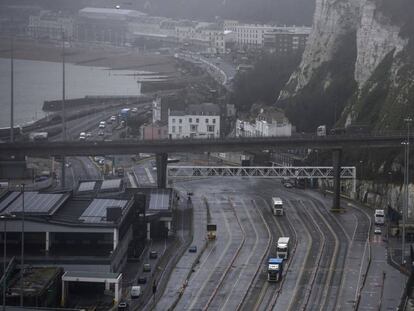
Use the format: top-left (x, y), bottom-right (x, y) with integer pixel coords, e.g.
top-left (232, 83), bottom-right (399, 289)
top-left (152, 177), bottom-right (405, 311)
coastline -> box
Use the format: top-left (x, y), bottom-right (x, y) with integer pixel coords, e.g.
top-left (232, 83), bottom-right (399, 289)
top-left (0, 37), bottom-right (178, 74)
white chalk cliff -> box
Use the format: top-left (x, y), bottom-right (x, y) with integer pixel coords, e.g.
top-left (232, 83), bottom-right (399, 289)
top-left (278, 0), bottom-right (410, 125)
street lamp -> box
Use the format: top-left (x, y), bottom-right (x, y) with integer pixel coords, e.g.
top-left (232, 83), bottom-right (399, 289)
top-left (1, 213), bottom-right (15, 311)
top-left (19, 184), bottom-right (25, 307)
top-left (402, 117), bottom-right (412, 265)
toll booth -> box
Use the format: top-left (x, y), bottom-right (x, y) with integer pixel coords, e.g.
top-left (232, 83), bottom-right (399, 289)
top-left (207, 224), bottom-right (217, 240)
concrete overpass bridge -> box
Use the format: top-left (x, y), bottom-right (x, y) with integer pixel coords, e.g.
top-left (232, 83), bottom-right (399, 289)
top-left (0, 133), bottom-right (410, 211)
top-left (0, 134), bottom-right (408, 157)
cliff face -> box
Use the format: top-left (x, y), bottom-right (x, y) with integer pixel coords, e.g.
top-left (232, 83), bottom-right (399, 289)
top-left (278, 0), bottom-right (414, 132)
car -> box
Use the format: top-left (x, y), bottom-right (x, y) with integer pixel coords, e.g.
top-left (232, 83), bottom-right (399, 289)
top-left (189, 246), bottom-right (197, 253)
top-left (137, 276), bottom-right (147, 284)
top-left (118, 302), bottom-right (129, 311)
top-left (143, 263), bottom-right (151, 272)
top-left (149, 251), bottom-right (158, 259)
top-left (99, 121), bottom-right (106, 128)
top-left (98, 130), bottom-right (104, 136)
top-left (283, 182), bottom-right (294, 188)
top-left (86, 132), bottom-right (92, 138)
top-left (131, 108), bottom-right (138, 113)
top-left (110, 115), bottom-right (117, 122)
top-left (98, 159), bottom-right (105, 166)
top-left (79, 132), bottom-right (86, 140)
top-left (374, 227), bottom-right (382, 235)
top-left (130, 286), bottom-right (141, 299)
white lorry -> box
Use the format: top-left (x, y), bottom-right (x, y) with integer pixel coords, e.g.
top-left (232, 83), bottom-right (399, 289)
top-left (375, 209), bottom-right (385, 225)
top-left (272, 197), bottom-right (284, 216)
top-left (276, 237), bottom-right (290, 259)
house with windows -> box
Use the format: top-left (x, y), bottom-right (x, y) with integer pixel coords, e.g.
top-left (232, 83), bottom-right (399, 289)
top-left (236, 109), bottom-right (292, 137)
top-left (168, 103), bottom-right (221, 139)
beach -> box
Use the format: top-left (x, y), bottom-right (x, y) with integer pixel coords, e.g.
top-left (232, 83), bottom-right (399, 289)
top-left (0, 37), bottom-right (178, 74)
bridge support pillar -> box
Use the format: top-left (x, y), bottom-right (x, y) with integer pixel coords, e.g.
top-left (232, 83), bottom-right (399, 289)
top-left (332, 149), bottom-right (343, 212)
top-left (156, 153), bottom-right (168, 189)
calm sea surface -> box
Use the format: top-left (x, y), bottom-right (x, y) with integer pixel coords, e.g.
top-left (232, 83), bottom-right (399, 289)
top-left (0, 58), bottom-right (142, 127)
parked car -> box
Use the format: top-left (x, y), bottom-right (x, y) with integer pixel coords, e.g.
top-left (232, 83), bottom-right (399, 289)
top-left (143, 263), bottom-right (151, 272)
top-left (374, 227), bottom-right (382, 235)
top-left (149, 250), bottom-right (158, 259)
top-left (110, 115), bottom-right (117, 122)
top-left (131, 108), bottom-right (138, 113)
top-left (189, 246), bottom-right (197, 253)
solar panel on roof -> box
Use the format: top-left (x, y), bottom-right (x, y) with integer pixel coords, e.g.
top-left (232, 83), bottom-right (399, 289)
top-left (148, 189), bottom-right (170, 210)
top-left (79, 199), bottom-right (128, 223)
top-left (78, 181), bottom-right (96, 192)
top-left (4, 192), bottom-right (66, 215)
top-left (100, 179), bottom-right (122, 191)
top-left (0, 192), bottom-right (20, 212)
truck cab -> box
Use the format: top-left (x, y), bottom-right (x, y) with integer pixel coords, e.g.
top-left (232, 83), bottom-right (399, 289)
top-left (277, 237), bottom-right (290, 259)
top-left (272, 197), bottom-right (284, 216)
top-left (267, 258), bottom-right (283, 282)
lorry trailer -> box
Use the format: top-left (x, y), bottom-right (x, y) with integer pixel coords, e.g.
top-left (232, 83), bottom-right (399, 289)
top-left (272, 197), bottom-right (284, 216)
top-left (375, 209), bottom-right (385, 225)
top-left (277, 237), bottom-right (290, 259)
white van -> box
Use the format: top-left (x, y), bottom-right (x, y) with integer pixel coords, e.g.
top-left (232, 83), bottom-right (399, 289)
top-left (131, 286), bottom-right (141, 299)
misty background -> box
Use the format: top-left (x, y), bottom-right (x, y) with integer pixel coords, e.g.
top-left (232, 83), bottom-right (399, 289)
top-left (2, 0), bottom-right (315, 25)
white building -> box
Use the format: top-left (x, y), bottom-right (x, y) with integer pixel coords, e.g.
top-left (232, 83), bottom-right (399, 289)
top-left (28, 10), bottom-right (74, 40)
top-left (236, 110), bottom-right (292, 137)
top-left (224, 20), bottom-right (274, 46)
top-left (224, 20), bottom-right (311, 49)
top-left (176, 22), bottom-right (225, 54)
top-left (168, 103), bottom-right (221, 139)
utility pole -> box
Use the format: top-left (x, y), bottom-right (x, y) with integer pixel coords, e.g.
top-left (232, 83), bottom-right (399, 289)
top-left (10, 29), bottom-right (14, 142)
top-left (61, 30), bottom-right (66, 189)
top-left (20, 184), bottom-right (25, 307)
top-left (402, 117), bottom-right (412, 265)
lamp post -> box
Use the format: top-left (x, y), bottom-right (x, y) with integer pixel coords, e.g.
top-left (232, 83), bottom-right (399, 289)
top-left (10, 34), bottom-right (14, 143)
top-left (20, 184), bottom-right (25, 307)
top-left (402, 117), bottom-right (412, 265)
top-left (2, 214), bottom-right (15, 311)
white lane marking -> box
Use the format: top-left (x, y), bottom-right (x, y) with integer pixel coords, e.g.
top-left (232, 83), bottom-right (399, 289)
top-left (221, 199), bottom-right (259, 310)
top-left (145, 167), bottom-right (155, 183)
top-left (127, 172), bottom-right (138, 188)
top-left (187, 204), bottom-right (233, 310)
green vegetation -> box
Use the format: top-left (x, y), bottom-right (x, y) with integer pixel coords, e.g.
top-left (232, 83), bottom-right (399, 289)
top-left (230, 52), bottom-right (301, 113)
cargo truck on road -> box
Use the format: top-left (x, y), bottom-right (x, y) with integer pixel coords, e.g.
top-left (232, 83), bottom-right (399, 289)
top-left (272, 197), bottom-right (284, 216)
top-left (267, 258), bottom-right (283, 282)
top-left (277, 237), bottom-right (290, 259)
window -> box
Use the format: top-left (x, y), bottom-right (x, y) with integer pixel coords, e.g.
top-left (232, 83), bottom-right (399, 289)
top-left (178, 126), bottom-right (182, 133)
top-left (172, 118), bottom-right (176, 123)
top-left (179, 119), bottom-right (182, 124)
top-left (191, 124), bottom-right (198, 132)
top-left (205, 118), bottom-right (209, 123)
top-left (196, 118), bottom-right (199, 123)
top-left (213, 118), bottom-right (216, 124)
top-left (172, 126), bottom-right (176, 133)
top-left (207, 125), bottom-right (215, 132)
top-left (189, 118), bottom-right (192, 123)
